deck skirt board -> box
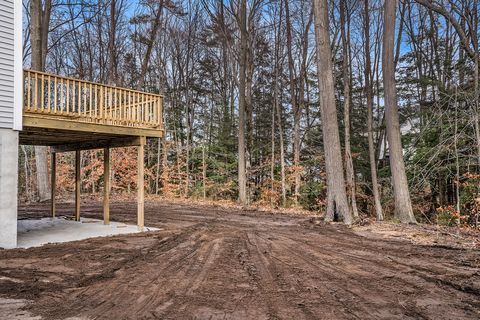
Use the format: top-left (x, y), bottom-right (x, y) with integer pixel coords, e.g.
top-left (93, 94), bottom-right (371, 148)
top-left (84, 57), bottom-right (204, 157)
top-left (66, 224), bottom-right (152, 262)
top-left (22, 115), bottom-right (163, 142)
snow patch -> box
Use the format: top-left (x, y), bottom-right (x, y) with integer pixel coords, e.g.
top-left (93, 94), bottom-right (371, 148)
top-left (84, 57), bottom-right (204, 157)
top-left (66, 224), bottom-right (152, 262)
top-left (17, 217), bottom-right (158, 248)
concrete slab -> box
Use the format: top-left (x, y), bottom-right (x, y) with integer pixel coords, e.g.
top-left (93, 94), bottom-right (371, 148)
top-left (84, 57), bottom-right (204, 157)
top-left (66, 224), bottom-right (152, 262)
top-left (17, 217), bottom-right (159, 248)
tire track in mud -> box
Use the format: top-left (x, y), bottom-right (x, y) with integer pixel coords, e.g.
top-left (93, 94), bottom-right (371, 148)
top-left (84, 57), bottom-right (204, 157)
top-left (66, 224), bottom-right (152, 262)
top-left (237, 231), bottom-right (308, 319)
top-left (281, 229), bottom-right (480, 297)
top-left (274, 225), bottom-right (479, 295)
top-left (4, 202), bottom-right (480, 320)
top-left (264, 231), bottom-right (479, 319)
top-left (155, 236), bottom-right (224, 318)
top-left (82, 227), bottom-right (225, 319)
top-left (253, 233), bottom-right (390, 320)
top-left (35, 224), bottom-right (210, 319)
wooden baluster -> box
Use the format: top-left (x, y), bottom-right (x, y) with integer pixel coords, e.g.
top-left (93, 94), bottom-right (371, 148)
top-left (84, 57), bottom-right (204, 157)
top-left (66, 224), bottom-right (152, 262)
top-left (113, 87), bottom-right (116, 123)
top-left (94, 85), bottom-right (100, 119)
top-left (60, 78), bottom-right (64, 114)
top-left (142, 93), bottom-right (145, 125)
top-left (141, 93), bottom-right (145, 124)
top-left (150, 96), bottom-right (153, 125)
top-left (105, 87), bottom-right (109, 123)
top-left (26, 71), bottom-right (31, 111)
top-left (137, 92), bottom-right (141, 124)
top-left (159, 96), bottom-right (163, 127)
top-left (34, 72), bottom-right (38, 112)
top-left (154, 96), bottom-right (157, 125)
top-left (109, 87), bottom-right (113, 124)
top-left (53, 76), bottom-right (57, 113)
top-left (128, 91), bottom-right (132, 124)
top-left (122, 89), bottom-right (126, 124)
top-left (105, 87), bottom-right (108, 123)
top-left (47, 75), bottom-right (51, 113)
top-left (148, 95), bottom-right (151, 125)
top-left (74, 80), bottom-right (77, 114)
top-left (83, 82), bottom-right (87, 117)
top-left (70, 79), bottom-right (73, 114)
top-left (41, 73), bottom-right (44, 112)
top-left (99, 85), bottom-right (104, 120)
top-left (121, 89), bottom-right (125, 124)
top-left (89, 83), bottom-right (92, 118)
top-left (114, 87), bottom-right (117, 124)
top-left (157, 96), bottom-right (159, 126)
top-left (132, 92), bottom-right (135, 123)
top-left (117, 88), bottom-right (120, 124)
top-left (78, 81), bottom-right (82, 115)
top-left (108, 87), bottom-right (112, 123)
top-left (151, 96), bottom-right (154, 125)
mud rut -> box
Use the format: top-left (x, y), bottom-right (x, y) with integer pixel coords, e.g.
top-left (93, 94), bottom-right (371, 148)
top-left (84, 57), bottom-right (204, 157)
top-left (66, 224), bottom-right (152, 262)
top-left (0, 201), bottom-right (479, 319)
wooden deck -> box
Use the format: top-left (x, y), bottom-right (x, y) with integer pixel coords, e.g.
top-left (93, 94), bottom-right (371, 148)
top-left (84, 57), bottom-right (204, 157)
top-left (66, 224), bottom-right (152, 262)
top-left (20, 69), bottom-right (164, 147)
top-left (18, 69), bottom-right (164, 229)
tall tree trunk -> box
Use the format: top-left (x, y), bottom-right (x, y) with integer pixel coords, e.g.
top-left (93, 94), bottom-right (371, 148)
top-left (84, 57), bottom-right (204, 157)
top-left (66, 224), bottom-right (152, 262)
top-left (276, 0), bottom-right (286, 206)
top-left (238, 0), bottom-right (247, 205)
top-left (364, 0), bottom-right (383, 221)
top-left (271, 103), bottom-right (275, 206)
top-left (454, 88), bottom-right (460, 215)
top-left (340, 0), bottom-right (358, 218)
top-left (295, 8), bottom-right (313, 205)
top-left (202, 145), bottom-right (207, 199)
top-left (383, 0), bottom-right (416, 223)
top-left (473, 0), bottom-right (480, 170)
top-left (313, 0), bottom-right (352, 224)
top-left (30, 0), bottom-right (52, 202)
top-left (275, 89), bottom-right (286, 207)
top-left (285, 0), bottom-right (299, 204)
top-left (245, 40), bottom-right (254, 203)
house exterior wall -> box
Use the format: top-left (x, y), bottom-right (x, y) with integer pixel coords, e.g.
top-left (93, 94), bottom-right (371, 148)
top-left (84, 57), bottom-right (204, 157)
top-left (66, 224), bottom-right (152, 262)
top-left (0, 0), bottom-right (22, 249)
top-left (0, 128), bottom-right (19, 248)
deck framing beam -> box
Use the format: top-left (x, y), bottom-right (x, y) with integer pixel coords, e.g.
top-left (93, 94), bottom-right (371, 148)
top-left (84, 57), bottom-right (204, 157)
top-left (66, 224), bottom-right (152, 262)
top-left (23, 115), bottom-right (163, 139)
top-left (51, 136), bottom-right (146, 153)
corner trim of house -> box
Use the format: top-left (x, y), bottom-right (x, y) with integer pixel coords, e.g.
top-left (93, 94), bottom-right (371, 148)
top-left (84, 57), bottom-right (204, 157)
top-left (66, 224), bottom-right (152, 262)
top-left (13, 0), bottom-right (23, 131)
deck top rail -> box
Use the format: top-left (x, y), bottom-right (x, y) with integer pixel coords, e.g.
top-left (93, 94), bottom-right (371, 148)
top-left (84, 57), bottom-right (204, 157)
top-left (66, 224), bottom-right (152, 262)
top-left (23, 69), bottom-right (163, 133)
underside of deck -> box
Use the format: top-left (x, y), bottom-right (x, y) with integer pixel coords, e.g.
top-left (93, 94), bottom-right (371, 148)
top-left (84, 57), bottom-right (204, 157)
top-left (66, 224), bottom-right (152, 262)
top-left (20, 115), bottom-right (157, 151)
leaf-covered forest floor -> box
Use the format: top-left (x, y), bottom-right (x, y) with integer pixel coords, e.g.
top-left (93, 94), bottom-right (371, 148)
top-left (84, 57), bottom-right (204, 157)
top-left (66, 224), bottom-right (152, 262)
top-left (0, 200), bottom-right (479, 319)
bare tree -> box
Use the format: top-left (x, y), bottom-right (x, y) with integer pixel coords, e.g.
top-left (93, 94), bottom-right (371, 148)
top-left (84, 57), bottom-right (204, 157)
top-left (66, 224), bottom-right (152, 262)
top-left (238, 0), bottom-right (247, 204)
top-left (340, 0), bottom-right (358, 217)
top-left (383, 0), bottom-right (416, 223)
top-left (363, 0), bottom-right (383, 221)
top-left (313, 0), bottom-right (352, 224)
top-left (274, 0), bottom-right (286, 206)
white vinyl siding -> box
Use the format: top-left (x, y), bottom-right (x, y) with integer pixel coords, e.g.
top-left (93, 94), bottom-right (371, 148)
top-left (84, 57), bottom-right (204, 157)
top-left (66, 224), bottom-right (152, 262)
top-left (0, 1), bottom-right (14, 129)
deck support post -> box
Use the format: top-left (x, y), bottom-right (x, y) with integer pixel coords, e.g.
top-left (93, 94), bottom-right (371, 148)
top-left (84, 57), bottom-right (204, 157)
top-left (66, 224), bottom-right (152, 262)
top-left (137, 139), bottom-right (145, 231)
top-left (51, 152), bottom-right (56, 218)
top-left (103, 148), bottom-right (110, 225)
top-left (75, 150), bottom-right (81, 221)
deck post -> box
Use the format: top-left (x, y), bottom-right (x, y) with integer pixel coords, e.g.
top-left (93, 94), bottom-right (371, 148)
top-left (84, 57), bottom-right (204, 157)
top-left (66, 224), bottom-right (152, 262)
top-left (103, 148), bottom-right (110, 225)
top-left (51, 152), bottom-right (56, 217)
top-left (137, 139), bottom-right (145, 231)
top-left (75, 150), bottom-right (81, 221)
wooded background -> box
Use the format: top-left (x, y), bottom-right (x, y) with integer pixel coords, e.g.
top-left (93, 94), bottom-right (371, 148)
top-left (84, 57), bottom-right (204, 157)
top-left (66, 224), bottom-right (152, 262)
top-left (21, 0), bottom-right (480, 226)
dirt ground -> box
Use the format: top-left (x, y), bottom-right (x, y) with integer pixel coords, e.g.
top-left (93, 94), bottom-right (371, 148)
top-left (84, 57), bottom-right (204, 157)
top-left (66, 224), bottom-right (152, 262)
top-left (0, 200), bottom-right (479, 320)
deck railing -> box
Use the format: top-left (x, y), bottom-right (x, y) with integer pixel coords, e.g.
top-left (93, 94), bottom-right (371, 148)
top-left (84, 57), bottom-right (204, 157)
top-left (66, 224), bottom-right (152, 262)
top-left (23, 69), bottom-right (163, 130)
